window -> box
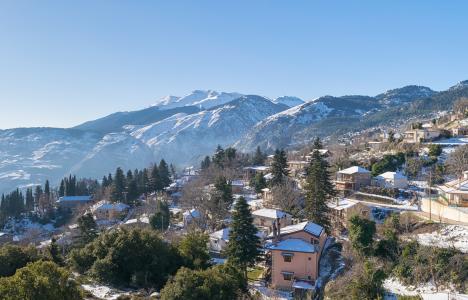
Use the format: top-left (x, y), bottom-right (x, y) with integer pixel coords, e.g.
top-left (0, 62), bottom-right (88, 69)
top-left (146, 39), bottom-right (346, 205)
top-left (308, 257), bottom-right (311, 261)
top-left (283, 255), bottom-right (292, 262)
top-left (311, 238), bottom-right (319, 245)
top-left (282, 272), bottom-right (293, 281)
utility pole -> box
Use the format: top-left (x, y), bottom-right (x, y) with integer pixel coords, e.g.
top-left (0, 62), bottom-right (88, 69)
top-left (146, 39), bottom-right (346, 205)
top-left (428, 170), bottom-right (432, 221)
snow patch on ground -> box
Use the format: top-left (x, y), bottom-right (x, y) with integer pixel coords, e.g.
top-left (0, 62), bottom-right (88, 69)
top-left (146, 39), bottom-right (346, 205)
top-left (384, 277), bottom-right (468, 300)
top-left (82, 284), bottom-right (130, 300)
top-left (416, 225), bottom-right (468, 253)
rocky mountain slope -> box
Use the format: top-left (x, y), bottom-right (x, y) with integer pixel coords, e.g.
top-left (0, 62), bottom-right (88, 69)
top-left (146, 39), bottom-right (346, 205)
top-left (1, 82), bottom-right (467, 193)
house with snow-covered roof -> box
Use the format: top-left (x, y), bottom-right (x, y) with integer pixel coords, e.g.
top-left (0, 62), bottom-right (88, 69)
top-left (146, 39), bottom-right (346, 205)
top-left (209, 227), bottom-right (265, 253)
top-left (335, 166), bottom-right (371, 194)
top-left (57, 195), bottom-right (93, 210)
top-left (265, 221), bottom-right (327, 292)
top-left (375, 171), bottom-right (408, 189)
top-left (327, 198), bottom-right (370, 233)
top-left (436, 171), bottom-right (468, 207)
top-left (90, 200), bottom-right (130, 221)
top-left (252, 208), bottom-right (292, 234)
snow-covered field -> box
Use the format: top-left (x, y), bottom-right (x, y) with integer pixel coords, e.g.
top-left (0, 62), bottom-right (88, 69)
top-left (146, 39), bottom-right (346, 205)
top-left (82, 284), bottom-right (130, 300)
top-left (384, 277), bottom-right (468, 300)
top-left (416, 225), bottom-right (468, 253)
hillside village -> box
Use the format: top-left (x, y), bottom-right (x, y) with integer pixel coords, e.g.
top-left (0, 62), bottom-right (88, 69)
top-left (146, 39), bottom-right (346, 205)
top-left (0, 100), bottom-right (468, 300)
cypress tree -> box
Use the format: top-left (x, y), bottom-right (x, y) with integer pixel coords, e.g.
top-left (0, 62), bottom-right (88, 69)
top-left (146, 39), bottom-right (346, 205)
top-left (58, 180), bottom-right (65, 197)
top-left (25, 188), bottom-right (34, 212)
top-left (111, 167), bottom-right (126, 202)
top-left (304, 149), bottom-right (336, 233)
top-left (226, 196), bottom-right (261, 282)
top-left (150, 165), bottom-right (162, 192)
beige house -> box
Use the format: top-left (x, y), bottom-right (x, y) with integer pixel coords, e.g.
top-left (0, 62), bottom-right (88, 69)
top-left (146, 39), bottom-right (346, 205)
top-left (335, 166), bottom-right (371, 194)
top-left (252, 208), bottom-right (292, 234)
top-left (403, 128), bottom-right (441, 143)
top-left (266, 221), bottom-right (327, 292)
top-left (90, 200), bottom-right (130, 221)
top-left (436, 172), bottom-right (468, 207)
top-left (327, 198), bottom-right (371, 233)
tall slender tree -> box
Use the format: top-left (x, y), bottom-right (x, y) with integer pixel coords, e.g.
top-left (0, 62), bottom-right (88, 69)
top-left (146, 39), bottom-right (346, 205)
top-left (159, 159), bottom-right (171, 189)
top-left (270, 149), bottom-right (289, 186)
top-left (111, 167), bottom-right (126, 202)
top-left (304, 149), bottom-right (336, 233)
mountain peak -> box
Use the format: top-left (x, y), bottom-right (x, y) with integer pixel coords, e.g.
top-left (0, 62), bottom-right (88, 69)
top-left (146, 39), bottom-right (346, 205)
top-left (273, 96), bottom-right (305, 107)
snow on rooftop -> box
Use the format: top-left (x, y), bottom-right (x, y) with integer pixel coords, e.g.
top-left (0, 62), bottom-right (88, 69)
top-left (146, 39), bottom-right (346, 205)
top-left (57, 195), bottom-right (92, 202)
top-left (338, 166), bottom-right (370, 174)
top-left (252, 208), bottom-right (290, 219)
top-left (267, 238), bottom-right (317, 253)
top-left (327, 198), bottom-right (358, 211)
top-left (210, 227), bottom-right (230, 241)
top-left (277, 221), bottom-right (324, 237)
top-left (91, 200), bottom-right (129, 212)
top-left (377, 171), bottom-right (407, 180)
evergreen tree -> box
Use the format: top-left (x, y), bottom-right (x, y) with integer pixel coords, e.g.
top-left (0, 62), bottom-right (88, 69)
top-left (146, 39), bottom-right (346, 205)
top-left (102, 175), bottom-right (109, 188)
top-left (58, 180), bottom-right (65, 197)
top-left (312, 137), bottom-right (323, 150)
top-left (170, 163), bottom-right (177, 178)
top-left (178, 231), bottom-right (210, 270)
top-left (251, 172), bottom-right (267, 193)
top-left (110, 167), bottom-right (126, 202)
top-left (226, 196), bottom-right (261, 282)
top-left (270, 149), bottom-right (289, 186)
top-left (44, 180), bottom-right (50, 197)
top-left (126, 178), bottom-right (139, 205)
top-left (349, 215), bottom-right (376, 256)
top-left (150, 200), bottom-right (170, 231)
top-left (201, 156), bottom-right (211, 170)
top-left (159, 159), bottom-right (171, 189)
top-left (212, 145), bottom-right (225, 168)
top-left (25, 188), bottom-right (34, 212)
top-left (252, 146), bottom-right (265, 165)
top-left (34, 185), bottom-right (43, 210)
top-left (150, 165), bottom-right (162, 192)
top-left (77, 212), bottom-right (98, 245)
top-left (304, 149), bottom-right (336, 233)
top-left (47, 238), bottom-right (63, 266)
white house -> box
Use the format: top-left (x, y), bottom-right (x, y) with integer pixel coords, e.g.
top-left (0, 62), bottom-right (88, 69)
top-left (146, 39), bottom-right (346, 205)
top-left (183, 209), bottom-right (202, 227)
top-left (209, 227), bottom-right (230, 253)
top-left (209, 227), bottom-right (266, 253)
top-left (375, 172), bottom-right (408, 189)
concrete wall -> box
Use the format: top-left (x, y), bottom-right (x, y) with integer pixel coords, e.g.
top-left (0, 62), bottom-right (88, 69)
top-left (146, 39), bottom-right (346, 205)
top-left (421, 198), bottom-right (468, 224)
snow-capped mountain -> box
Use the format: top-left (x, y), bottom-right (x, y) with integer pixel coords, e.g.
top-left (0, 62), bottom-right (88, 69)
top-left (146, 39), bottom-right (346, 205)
top-left (128, 95), bottom-right (286, 165)
top-left (1, 82), bottom-right (468, 193)
top-left (375, 85), bottom-right (435, 105)
top-left (273, 96), bottom-right (305, 107)
top-left (153, 90), bottom-right (243, 110)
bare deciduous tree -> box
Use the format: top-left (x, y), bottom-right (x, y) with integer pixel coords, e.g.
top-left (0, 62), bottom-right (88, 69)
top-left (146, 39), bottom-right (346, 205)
top-left (269, 179), bottom-right (303, 216)
top-left (446, 144), bottom-right (468, 178)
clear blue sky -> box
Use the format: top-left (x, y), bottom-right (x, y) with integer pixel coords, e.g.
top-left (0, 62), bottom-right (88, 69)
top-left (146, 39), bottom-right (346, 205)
top-left (1, 1), bottom-right (467, 129)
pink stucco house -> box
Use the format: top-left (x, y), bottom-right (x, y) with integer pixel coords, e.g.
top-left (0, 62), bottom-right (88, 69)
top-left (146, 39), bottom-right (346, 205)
top-left (266, 221), bottom-right (327, 292)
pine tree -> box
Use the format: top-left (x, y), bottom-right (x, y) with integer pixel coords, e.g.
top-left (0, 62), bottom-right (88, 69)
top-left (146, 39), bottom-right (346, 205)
top-left (201, 156), bottom-right (211, 170)
top-left (150, 200), bottom-right (170, 231)
top-left (212, 145), bottom-right (225, 168)
top-left (270, 149), bottom-right (289, 186)
top-left (58, 180), bottom-right (65, 197)
top-left (226, 196), bottom-right (261, 282)
top-left (150, 165), bottom-right (162, 192)
top-left (77, 212), bottom-right (98, 245)
top-left (159, 159), bottom-right (171, 189)
top-left (251, 172), bottom-right (267, 193)
top-left (110, 167), bottom-right (126, 202)
top-left (304, 149), bottom-right (336, 233)
top-left (312, 137), bottom-right (323, 150)
top-left (252, 146), bottom-right (266, 165)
